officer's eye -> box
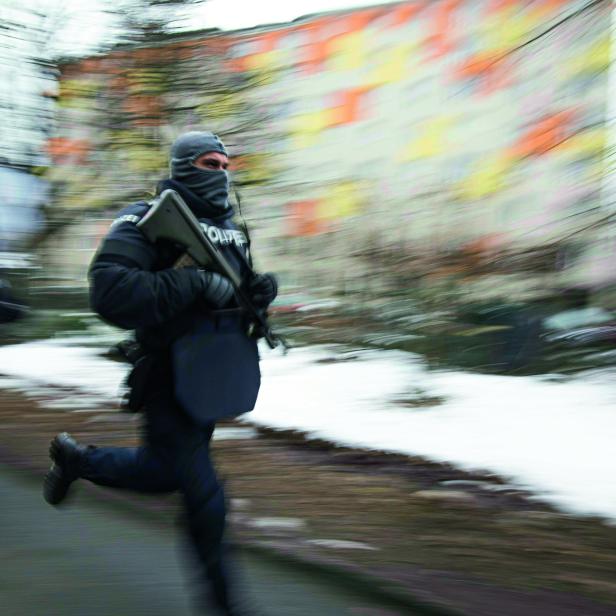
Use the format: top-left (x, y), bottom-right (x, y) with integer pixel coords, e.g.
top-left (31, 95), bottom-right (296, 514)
top-left (196, 157), bottom-right (228, 170)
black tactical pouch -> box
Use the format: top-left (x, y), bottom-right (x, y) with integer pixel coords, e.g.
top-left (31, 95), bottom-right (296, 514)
top-left (113, 339), bottom-right (156, 413)
top-left (122, 353), bottom-right (157, 413)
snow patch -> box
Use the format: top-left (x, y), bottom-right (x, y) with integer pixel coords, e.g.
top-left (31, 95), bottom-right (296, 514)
top-left (0, 338), bottom-right (615, 522)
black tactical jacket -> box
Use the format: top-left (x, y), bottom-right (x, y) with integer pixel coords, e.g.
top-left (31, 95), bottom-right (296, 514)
top-left (89, 179), bottom-right (261, 423)
top-left (89, 179), bottom-right (250, 350)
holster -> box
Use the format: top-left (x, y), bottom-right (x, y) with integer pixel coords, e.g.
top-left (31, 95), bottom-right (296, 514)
top-left (114, 339), bottom-right (157, 413)
top-left (122, 353), bottom-right (158, 413)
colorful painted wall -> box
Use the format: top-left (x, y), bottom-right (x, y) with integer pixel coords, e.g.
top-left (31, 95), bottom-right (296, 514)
top-left (48, 1), bottom-right (613, 294)
top-left (228, 1), bottom-right (610, 248)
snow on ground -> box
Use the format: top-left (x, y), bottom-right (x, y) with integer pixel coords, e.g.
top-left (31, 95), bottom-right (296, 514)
top-left (0, 337), bottom-right (615, 521)
top-left (0, 336), bottom-right (127, 404)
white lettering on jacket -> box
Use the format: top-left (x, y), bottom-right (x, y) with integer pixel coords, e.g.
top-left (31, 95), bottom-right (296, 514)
top-left (110, 214), bottom-right (141, 228)
top-left (110, 213), bottom-right (246, 247)
top-left (200, 223), bottom-right (247, 247)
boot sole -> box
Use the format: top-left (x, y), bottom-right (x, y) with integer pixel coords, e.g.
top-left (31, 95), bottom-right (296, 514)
top-left (44, 432), bottom-right (77, 506)
top-left (43, 464), bottom-right (72, 505)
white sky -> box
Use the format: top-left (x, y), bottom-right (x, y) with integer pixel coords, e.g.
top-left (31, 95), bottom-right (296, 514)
top-left (192, 0), bottom-right (398, 30)
top-left (54, 0), bottom-right (400, 56)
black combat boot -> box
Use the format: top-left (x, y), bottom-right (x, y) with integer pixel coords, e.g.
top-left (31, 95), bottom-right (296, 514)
top-left (43, 432), bottom-right (88, 505)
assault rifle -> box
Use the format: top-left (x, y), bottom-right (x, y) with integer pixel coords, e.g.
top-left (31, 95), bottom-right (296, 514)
top-left (137, 189), bottom-right (286, 351)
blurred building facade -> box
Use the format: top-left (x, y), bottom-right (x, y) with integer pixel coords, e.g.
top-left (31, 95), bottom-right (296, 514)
top-left (0, 4), bottom-right (58, 278)
top-left (0, 166), bottom-right (47, 252)
top-left (0, 4), bottom-right (57, 168)
top-left (46, 0), bottom-right (614, 304)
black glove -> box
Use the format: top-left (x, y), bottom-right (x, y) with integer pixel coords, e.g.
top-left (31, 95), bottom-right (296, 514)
top-left (248, 273), bottom-right (278, 308)
top-left (199, 270), bottom-right (235, 308)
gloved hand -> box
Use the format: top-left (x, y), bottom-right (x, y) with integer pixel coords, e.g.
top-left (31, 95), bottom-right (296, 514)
top-left (248, 272), bottom-right (278, 308)
top-left (199, 270), bottom-right (235, 308)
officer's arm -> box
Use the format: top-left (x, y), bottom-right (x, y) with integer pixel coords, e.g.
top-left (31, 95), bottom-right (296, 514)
top-left (88, 207), bottom-right (204, 330)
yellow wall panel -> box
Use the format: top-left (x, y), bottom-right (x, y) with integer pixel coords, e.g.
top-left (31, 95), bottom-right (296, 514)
top-left (316, 181), bottom-right (363, 220)
top-left (328, 31), bottom-right (366, 72)
top-left (458, 155), bottom-right (514, 200)
top-left (398, 117), bottom-right (454, 162)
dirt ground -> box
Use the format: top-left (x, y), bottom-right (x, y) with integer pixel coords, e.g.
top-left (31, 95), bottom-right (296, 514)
top-left (1, 386), bottom-right (616, 616)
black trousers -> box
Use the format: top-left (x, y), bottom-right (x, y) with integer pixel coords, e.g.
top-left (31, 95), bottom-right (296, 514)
top-left (80, 357), bottom-right (237, 613)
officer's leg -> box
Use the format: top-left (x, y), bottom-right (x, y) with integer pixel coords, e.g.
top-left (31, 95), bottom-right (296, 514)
top-left (173, 421), bottom-right (251, 615)
top-left (44, 386), bottom-right (180, 505)
top-left (79, 388), bottom-right (181, 493)
top-left (80, 444), bottom-right (177, 492)
top-left (44, 434), bottom-right (178, 505)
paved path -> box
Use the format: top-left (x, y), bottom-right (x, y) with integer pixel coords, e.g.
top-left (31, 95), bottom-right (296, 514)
top-left (0, 467), bottom-right (411, 616)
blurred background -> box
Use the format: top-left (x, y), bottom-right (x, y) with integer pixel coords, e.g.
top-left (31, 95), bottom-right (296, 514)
top-left (1, 1), bottom-right (616, 615)
top-left (3, 0), bottom-right (616, 372)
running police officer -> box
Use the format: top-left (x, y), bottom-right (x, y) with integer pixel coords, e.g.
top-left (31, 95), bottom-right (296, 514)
top-left (43, 131), bottom-right (277, 615)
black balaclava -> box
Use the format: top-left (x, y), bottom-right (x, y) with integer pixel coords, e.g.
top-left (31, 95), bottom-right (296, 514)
top-left (169, 131), bottom-right (230, 210)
